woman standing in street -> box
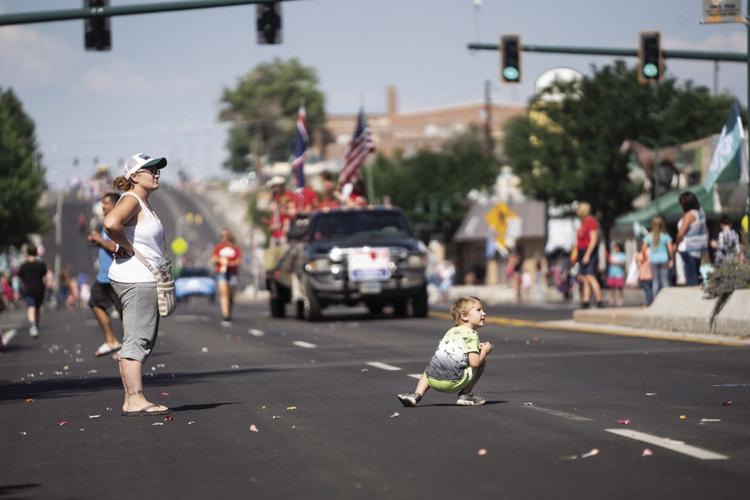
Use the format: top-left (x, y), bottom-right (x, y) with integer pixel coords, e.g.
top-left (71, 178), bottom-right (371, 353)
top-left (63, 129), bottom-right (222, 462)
top-left (104, 153), bottom-right (170, 416)
top-left (212, 228), bottom-right (242, 327)
top-left (573, 202), bottom-right (603, 308)
top-left (674, 191), bottom-right (708, 286)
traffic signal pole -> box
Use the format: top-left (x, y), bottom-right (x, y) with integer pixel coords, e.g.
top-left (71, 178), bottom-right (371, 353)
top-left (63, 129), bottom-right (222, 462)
top-left (0, 0), bottom-right (303, 26)
top-left (467, 42), bottom-right (745, 63)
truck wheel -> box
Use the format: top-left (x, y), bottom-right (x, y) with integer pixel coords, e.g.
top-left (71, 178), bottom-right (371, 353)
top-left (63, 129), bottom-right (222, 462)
top-left (367, 303), bottom-right (384, 315)
top-left (412, 288), bottom-right (429, 318)
top-left (269, 295), bottom-right (286, 318)
top-left (393, 300), bottom-right (408, 318)
top-left (304, 284), bottom-right (322, 321)
top-left (295, 299), bottom-right (305, 320)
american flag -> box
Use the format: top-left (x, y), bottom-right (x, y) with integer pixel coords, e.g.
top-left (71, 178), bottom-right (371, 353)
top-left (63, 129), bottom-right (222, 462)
top-left (291, 106), bottom-right (308, 188)
top-left (339, 108), bottom-right (375, 186)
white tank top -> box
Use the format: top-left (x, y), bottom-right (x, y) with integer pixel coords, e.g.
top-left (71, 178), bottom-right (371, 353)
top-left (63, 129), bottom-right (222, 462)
top-left (108, 191), bottom-right (165, 283)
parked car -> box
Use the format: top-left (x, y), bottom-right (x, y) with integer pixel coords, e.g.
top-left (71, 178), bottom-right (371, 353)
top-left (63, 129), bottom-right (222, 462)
top-left (175, 267), bottom-right (217, 302)
top-left (266, 207), bottom-right (428, 320)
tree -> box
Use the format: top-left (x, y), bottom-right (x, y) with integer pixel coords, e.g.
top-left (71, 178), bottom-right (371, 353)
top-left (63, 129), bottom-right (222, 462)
top-left (503, 61), bottom-right (741, 239)
top-left (218, 58), bottom-right (327, 172)
top-left (0, 87), bottom-right (47, 253)
top-left (372, 126), bottom-right (500, 239)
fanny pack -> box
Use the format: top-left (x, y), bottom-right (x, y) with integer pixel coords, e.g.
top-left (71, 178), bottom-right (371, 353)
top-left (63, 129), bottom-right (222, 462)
top-left (133, 248), bottom-right (176, 317)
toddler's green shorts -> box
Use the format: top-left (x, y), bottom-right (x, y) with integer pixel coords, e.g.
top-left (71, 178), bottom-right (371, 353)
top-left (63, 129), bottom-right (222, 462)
top-left (426, 367), bottom-right (475, 393)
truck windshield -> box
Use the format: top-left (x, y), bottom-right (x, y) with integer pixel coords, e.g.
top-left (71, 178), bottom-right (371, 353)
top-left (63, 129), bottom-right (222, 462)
top-left (311, 212), bottom-right (412, 242)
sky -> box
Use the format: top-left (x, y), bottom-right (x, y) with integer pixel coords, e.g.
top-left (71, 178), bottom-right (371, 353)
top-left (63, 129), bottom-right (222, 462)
top-left (0, 0), bottom-right (747, 187)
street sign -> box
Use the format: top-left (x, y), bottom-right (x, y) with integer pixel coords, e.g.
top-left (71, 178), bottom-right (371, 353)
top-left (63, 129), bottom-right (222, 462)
top-left (701, 0), bottom-right (744, 24)
top-left (485, 202), bottom-right (518, 248)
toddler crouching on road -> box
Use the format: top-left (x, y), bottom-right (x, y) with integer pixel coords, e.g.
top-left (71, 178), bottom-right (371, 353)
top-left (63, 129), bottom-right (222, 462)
top-left (398, 296), bottom-right (492, 407)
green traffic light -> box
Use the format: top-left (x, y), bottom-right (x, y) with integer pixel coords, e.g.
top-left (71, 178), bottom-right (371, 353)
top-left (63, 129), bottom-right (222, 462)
top-left (643, 63), bottom-right (658, 78)
top-left (503, 67), bottom-right (520, 81)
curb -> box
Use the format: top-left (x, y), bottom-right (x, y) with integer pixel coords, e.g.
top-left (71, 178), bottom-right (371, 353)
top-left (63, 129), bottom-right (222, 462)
top-left (428, 312), bottom-right (750, 347)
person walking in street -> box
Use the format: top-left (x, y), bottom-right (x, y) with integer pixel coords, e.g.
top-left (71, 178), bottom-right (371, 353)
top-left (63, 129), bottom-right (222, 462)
top-left (17, 245), bottom-right (47, 338)
top-left (87, 192), bottom-right (123, 357)
top-left (644, 216), bottom-right (674, 299)
top-left (711, 214), bottom-right (742, 266)
top-left (104, 153), bottom-right (170, 416)
top-left (397, 296), bottom-right (492, 407)
top-left (674, 191), bottom-right (709, 286)
top-left (573, 202), bottom-right (603, 308)
top-left (212, 228), bottom-right (242, 327)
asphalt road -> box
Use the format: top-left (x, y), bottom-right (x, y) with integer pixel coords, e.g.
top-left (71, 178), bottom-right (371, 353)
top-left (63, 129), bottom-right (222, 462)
top-left (1, 296), bottom-right (749, 500)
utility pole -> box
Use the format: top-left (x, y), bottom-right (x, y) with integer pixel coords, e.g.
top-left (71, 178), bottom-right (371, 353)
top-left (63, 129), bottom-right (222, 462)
top-left (483, 80), bottom-right (494, 156)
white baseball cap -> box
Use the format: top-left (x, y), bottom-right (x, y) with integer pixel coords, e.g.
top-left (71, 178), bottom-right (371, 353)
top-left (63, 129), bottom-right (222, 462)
top-left (266, 175), bottom-right (286, 187)
top-left (122, 153), bottom-right (167, 178)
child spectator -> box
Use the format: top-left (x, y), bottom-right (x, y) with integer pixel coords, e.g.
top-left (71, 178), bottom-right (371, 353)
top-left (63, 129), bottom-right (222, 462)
top-left (397, 297), bottom-right (492, 407)
top-left (711, 215), bottom-right (742, 266)
top-left (606, 241), bottom-right (627, 306)
top-left (636, 244), bottom-right (654, 306)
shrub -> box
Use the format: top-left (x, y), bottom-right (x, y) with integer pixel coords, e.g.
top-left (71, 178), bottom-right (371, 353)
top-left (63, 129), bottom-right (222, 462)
top-left (704, 260), bottom-right (750, 298)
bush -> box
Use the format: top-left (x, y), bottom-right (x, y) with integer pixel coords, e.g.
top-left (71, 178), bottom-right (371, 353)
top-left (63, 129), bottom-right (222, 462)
top-left (704, 260), bottom-right (750, 298)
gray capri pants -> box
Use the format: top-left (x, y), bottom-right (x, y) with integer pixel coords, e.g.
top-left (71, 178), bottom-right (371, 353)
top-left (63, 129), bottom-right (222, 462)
top-left (111, 281), bottom-right (160, 362)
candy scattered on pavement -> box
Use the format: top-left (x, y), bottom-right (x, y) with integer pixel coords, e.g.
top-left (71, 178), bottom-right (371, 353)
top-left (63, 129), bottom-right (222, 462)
top-left (642, 448), bottom-right (653, 457)
top-left (287, 406), bottom-right (297, 411)
top-left (152, 422), bottom-right (163, 426)
top-left (700, 418), bottom-right (721, 423)
top-left (249, 424), bottom-right (259, 432)
top-left (25, 398), bottom-right (33, 404)
top-left (617, 419), bottom-right (631, 425)
top-left (160, 392), bottom-right (170, 397)
top-left (187, 420), bottom-right (196, 425)
top-left (581, 448), bottom-right (599, 458)
top-left (201, 347), bottom-right (208, 353)
top-left (477, 448), bottom-right (488, 456)
top-left (88, 414), bottom-right (101, 419)
top-left (390, 412), bottom-right (399, 418)
top-left (679, 415), bottom-right (687, 420)
top-left (523, 402), bottom-right (534, 406)
top-left (645, 393), bottom-right (657, 396)
top-left (55, 420), bottom-right (68, 426)
top-left (722, 400), bottom-right (733, 406)
top-left (164, 415), bottom-right (174, 422)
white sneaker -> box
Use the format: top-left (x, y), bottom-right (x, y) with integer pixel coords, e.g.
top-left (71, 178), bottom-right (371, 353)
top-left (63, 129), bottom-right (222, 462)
top-left (29, 326), bottom-right (39, 338)
top-left (456, 392), bottom-right (486, 406)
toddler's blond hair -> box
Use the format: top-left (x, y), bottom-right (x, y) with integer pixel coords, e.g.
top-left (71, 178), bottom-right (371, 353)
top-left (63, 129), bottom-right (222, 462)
top-left (450, 296), bottom-right (482, 325)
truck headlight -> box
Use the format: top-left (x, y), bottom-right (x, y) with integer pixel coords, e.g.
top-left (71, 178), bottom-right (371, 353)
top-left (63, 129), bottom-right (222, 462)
top-left (305, 258), bottom-right (330, 272)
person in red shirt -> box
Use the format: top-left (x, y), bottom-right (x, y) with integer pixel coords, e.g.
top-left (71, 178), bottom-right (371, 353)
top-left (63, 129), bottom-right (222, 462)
top-left (267, 177), bottom-right (293, 243)
top-left (573, 202), bottom-right (603, 308)
top-left (212, 228), bottom-right (242, 326)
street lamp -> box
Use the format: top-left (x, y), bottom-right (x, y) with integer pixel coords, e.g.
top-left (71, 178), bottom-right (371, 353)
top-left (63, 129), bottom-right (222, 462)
top-left (636, 136), bottom-right (683, 216)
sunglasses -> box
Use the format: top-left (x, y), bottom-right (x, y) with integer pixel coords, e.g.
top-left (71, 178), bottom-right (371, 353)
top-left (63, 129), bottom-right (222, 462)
top-left (137, 167), bottom-right (160, 176)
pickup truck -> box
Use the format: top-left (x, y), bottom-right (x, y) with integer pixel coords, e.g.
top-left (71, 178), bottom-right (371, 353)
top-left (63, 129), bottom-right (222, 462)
top-left (266, 207), bottom-right (429, 321)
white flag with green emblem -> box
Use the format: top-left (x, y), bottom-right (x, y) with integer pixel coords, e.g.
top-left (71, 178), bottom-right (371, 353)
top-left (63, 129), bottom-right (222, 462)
top-left (705, 100), bottom-right (746, 190)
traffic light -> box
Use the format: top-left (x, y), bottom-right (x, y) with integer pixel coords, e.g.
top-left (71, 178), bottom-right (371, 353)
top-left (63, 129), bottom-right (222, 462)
top-left (638, 31), bottom-right (663, 83)
top-left (500, 35), bottom-right (521, 83)
top-left (84, 0), bottom-right (111, 51)
top-left (256, 2), bottom-right (282, 45)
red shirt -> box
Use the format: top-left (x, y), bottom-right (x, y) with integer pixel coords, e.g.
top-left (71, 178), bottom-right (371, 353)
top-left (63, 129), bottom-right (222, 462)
top-left (576, 215), bottom-right (599, 250)
top-left (212, 243), bottom-right (241, 275)
top-left (268, 191), bottom-right (294, 240)
top-left (293, 187), bottom-right (319, 213)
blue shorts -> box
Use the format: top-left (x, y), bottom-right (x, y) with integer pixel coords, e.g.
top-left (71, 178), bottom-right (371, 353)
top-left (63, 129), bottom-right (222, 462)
top-left (22, 294), bottom-right (44, 308)
top-left (577, 250), bottom-right (599, 276)
top-left (216, 273), bottom-right (238, 287)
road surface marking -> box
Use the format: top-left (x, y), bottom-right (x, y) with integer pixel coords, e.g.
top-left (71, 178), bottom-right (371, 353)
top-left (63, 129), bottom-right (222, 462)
top-left (523, 404), bottom-right (593, 422)
top-left (248, 329), bottom-right (265, 337)
top-left (366, 361), bottom-right (402, 371)
top-left (293, 341), bottom-right (317, 349)
top-left (605, 429), bottom-right (729, 460)
top-left (407, 373), bottom-right (422, 380)
top-left (173, 314), bottom-right (212, 322)
top-left (1, 329), bottom-right (17, 347)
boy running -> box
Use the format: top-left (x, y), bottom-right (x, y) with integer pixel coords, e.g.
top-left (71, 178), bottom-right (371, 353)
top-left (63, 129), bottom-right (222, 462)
top-left (398, 297), bottom-right (492, 407)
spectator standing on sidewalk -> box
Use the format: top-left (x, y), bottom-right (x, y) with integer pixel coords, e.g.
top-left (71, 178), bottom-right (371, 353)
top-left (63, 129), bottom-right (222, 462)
top-left (573, 202), bottom-right (604, 308)
top-left (17, 245), bottom-right (47, 338)
top-left (606, 241), bottom-right (627, 306)
top-left (87, 192), bottom-right (123, 357)
top-left (636, 243), bottom-right (654, 306)
top-left (674, 191), bottom-right (709, 286)
top-left (212, 228), bottom-right (242, 327)
top-left (711, 214), bottom-right (742, 266)
top-left (644, 216), bottom-right (674, 299)
top-left (104, 153), bottom-right (171, 417)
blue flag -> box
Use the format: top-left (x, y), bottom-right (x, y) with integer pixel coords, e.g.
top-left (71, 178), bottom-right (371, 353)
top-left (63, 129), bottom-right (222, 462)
top-left (705, 100), bottom-right (745, 190)
top-left (291, 106), bottom-right (308, 188)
